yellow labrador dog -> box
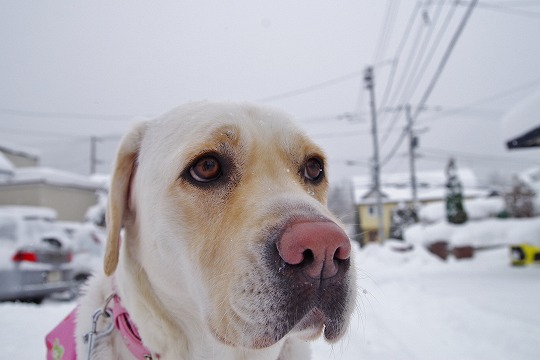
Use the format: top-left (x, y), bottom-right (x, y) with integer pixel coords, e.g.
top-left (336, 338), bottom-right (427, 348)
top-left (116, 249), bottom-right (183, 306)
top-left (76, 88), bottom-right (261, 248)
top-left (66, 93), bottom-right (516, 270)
top-left (76, 102), bottom-right (356, 359)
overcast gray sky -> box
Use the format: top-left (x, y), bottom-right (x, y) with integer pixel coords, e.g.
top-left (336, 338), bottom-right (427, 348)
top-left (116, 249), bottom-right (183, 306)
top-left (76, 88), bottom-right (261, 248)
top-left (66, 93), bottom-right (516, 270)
top-left (1, 0), bottom-right (540, 185)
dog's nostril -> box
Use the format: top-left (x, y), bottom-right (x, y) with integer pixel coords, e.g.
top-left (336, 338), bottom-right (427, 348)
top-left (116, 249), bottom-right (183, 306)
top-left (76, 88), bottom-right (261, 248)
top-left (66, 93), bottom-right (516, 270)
top-left (301, 249), bottom-right (314, 266)
top-left (334, 245), bottom-right (349, 261)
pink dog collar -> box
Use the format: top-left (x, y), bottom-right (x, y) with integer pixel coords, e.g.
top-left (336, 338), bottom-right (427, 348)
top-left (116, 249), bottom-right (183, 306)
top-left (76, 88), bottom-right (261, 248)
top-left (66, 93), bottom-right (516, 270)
top-left (45, 296), bottom-right (158, 359)
top-left (113, 295), bottom-right (158, 359)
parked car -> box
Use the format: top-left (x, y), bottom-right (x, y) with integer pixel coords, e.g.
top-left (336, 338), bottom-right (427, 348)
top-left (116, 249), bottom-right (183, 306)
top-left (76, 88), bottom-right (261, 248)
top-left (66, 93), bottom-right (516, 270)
top-left (0, 206), bottom-right (74, 303)
top-left (59, 221), bottom-right (105, 295)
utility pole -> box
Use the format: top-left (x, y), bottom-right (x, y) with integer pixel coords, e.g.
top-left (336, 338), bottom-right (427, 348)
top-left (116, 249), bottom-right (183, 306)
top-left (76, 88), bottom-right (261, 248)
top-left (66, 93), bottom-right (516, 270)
top-left (406, 104), bottom-right (418, 207)
top-left (90, 136), bottom-right (100, 175)
top-left (364, 66), bottom-right (385, 243)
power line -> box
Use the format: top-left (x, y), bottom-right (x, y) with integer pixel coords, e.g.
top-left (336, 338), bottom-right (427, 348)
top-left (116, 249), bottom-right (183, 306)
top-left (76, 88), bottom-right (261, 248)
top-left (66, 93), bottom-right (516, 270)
top-left (0, 126), bottom-right (90, 139)
top-left (420, 146), bottom-right (539, 166)
top-left (412, 0), bottom-right (479, 120)
top-left (380, 1), bottom-right (452, 146)
top-left (379, 2), bottom-right (426, 126)
top-left (488, 1), bottom-right (540, 6)
top-left (373, 0), bottom-right (401, 65)
top-left (469, 2), bottom-right (540, 19)
top-left (0, 107), bottom-right (135, 121)
top-left (381, 0), bottom-right (479, 167)
top-left (376, 1), bottom-right (423, 116)
top-left (309, 129), bottom-right (373, 140)
top-left (378, 2), bottom-right (458, 149)
top-left (296, 112), bottom-right (366, 124)
top-left (397, 1), bottom-right (446, 104)
top-left (419, 76), bottom-right (540, 123)
top-left (401, 1), bottom-right (457, 106)
top-left (256, 70), bottom-right (365, 103)
top-left (381, 128), bottom-right (408, 166)
top-left (0, 125), bottom-right (123, 142)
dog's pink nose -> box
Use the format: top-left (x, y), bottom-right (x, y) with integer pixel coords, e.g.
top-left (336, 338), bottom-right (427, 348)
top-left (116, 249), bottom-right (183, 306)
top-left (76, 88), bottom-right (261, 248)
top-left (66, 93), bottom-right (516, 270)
top-left (277, 221), bottom-right (351, 280)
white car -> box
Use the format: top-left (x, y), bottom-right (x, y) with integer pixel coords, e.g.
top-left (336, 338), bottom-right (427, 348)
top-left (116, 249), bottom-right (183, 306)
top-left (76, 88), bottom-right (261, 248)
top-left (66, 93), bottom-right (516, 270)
top-left (0, 206), bottom-right (74, 303)
top-left (59, 221), bottom-right (105, 295)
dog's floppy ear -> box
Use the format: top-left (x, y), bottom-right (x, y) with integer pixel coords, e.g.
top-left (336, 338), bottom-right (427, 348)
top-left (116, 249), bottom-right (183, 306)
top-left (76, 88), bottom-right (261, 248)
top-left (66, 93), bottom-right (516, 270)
top-left (104, 121), bottom-right (148, 276)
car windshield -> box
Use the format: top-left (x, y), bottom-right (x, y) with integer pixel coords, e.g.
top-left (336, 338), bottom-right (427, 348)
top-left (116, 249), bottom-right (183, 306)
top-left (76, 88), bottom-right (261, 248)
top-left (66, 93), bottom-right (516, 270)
top-left (22, 218), bottom-right (59, 244)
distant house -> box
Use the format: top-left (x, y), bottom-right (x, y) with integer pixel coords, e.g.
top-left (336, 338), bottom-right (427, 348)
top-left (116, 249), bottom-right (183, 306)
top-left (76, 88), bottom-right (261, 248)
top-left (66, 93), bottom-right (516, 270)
top-left (0, 167), bottom-right (106, 222)
top-left (353, 169), bottom-right (487, 244)
top-left (0, 143), bottom-right (40, 168)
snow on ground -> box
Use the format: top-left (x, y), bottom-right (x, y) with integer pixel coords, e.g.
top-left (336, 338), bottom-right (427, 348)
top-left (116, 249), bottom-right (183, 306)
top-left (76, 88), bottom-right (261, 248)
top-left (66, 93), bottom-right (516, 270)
top-left (312, 242), bottom-right (540, 360)
top-left (405, 217), bottom-right (540, 248)
top-left (0, 299), bottom-right (75, 359)
top-left (2, 235), bottom-right (539, 359)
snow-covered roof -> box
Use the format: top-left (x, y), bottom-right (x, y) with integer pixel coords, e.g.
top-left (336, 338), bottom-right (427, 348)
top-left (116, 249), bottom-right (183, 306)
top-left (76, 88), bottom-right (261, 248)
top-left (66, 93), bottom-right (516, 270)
top-left (353, 168), bottom-right (478, 189)
top-left (0, 167), bottom-right (106, 191)
top-left (356, 185), bottom-right (487, 205)
top-left (353, 168), bottom-right (483, 204)
top-left (500, 90), bottom-right (540, 142)
top-left (0, 141), bottom-right (40, 160)
top-left (0, 205), bottom-right (57, 220)
top-left (0, 152), bottom-right (14, 175)
top-left (518, 166), bottom-right (540, 189)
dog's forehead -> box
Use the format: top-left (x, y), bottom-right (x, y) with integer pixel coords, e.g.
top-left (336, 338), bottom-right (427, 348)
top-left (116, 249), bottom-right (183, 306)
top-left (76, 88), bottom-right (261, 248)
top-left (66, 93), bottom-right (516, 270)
top-left (145, 103), bottom-right (321, 162)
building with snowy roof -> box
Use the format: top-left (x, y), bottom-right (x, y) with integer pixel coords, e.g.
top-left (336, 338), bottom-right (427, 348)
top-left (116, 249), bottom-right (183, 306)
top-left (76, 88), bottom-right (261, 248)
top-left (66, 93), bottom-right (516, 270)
top-left (0, 166), bottom-right (106, 222)
top-left (501, 91), bottom-right (540, 150)
top-left (353, 168), bottom-right (489, 244)
top-left (0, 142), bottom-right (40, 168)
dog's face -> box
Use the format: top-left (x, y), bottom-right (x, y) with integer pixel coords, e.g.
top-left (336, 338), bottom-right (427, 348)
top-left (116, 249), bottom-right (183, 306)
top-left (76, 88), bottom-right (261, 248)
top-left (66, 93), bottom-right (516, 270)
top-left (104, 102), bottom-right (355, 350)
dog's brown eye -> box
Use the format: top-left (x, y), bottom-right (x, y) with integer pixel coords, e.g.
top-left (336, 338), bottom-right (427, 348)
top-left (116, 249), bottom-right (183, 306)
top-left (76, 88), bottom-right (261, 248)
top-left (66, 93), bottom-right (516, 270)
top-left (304, 158), bottom-right (323, 181)
top-left (190, 156), bottom-right (221, 182)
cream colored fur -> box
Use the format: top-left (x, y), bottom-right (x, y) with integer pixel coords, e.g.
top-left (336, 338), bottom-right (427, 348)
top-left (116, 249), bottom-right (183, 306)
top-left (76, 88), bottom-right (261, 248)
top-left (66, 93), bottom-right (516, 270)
top-left (76, 102), bottom-right (355, 359)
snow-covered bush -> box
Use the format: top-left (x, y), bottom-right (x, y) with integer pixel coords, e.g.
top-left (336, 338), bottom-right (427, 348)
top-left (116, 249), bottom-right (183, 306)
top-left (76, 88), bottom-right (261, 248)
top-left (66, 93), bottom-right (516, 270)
top-left (504, 176), bottom-right (536, 218)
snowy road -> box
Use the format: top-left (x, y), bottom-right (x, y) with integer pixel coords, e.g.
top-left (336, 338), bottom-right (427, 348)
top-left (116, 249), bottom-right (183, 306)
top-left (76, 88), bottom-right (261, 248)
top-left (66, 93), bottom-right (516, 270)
top-left (2, 246), bottom-right (539, 359)
top-left (312, 246), bottom-right (540, 360)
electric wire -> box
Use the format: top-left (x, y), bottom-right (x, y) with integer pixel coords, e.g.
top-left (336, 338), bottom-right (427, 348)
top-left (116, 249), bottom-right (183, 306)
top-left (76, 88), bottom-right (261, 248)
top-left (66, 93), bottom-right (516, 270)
top-left (0, 126), bottom-right (90, 139)
top-left (470, 2), bottom-right (540, 19)
top-left (420, 146), bottom-right (539, 166)
top-left (373, 0), bottom-right (401, 65)
top-left (0, 107), bottom-right (134, 121)
top-left (376, 1), bottom-right (423, 118)
top-left (378, 2), bottom-right (426, 131)
top-left (412, 0), bottom-right (478, 120)
top-left (419, 76), bottom-right (540, 123)
top-left (401, 1), bottom-right (456, 105)
top-left (380, 1), bottom-right (450, 146)
top-left (381, 0), bottom-right (479, 167)
top-left (256, 70), bottom-right (364, 103)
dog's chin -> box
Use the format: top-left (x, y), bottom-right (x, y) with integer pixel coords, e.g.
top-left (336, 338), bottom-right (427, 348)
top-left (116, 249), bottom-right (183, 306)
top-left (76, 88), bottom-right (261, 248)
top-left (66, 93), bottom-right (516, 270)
top-left (292, 307), bottom-right (348, 343)
top-left (291, 308), bottom-right (326, 341)
top-left (209, 306), bottom-right (344, 350)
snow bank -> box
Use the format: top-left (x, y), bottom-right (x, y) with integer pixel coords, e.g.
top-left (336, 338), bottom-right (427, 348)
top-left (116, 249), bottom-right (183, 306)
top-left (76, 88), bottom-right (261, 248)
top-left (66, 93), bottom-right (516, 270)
top-left (419, 196), bottom-right (505, 223)
top-left (0, 301), bottom-right (75, 359)
top-left (405, 217), bottom-right (540, 247)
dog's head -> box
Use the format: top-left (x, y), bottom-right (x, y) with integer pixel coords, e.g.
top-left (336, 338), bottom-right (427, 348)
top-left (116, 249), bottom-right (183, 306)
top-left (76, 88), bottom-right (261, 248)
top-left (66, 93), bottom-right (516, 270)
top-left (104, 102), bottom-right (356, 350)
